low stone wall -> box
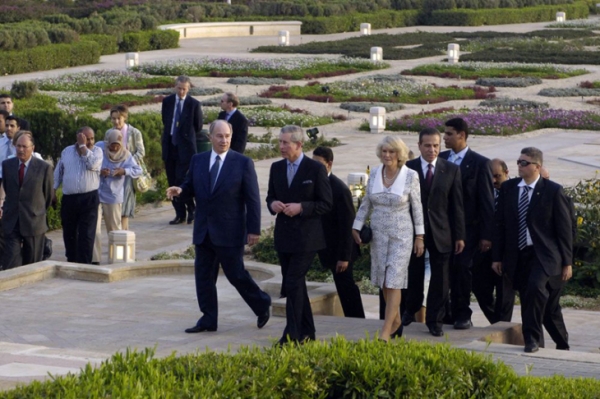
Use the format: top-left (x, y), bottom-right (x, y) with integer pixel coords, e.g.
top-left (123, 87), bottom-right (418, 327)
top-left (159, 21), bottom-right (302, 39)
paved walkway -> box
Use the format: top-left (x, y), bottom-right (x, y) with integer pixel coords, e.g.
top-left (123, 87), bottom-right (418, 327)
top-left (2, 18), bottom-right (600, 391)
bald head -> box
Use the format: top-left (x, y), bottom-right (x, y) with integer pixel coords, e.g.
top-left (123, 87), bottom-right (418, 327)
top-left (209, 120), bottom-right (232, 154)
top-left (491, 158), bottom-right (509, 190)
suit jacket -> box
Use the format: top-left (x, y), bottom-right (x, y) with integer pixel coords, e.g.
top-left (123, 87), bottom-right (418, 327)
top-left (161, 94), bottom-right (203, 163)
top-left (1, 157), bottom-right (53, 236)
top-left (493, 177), bottom-right (573, 280)
top-left (266, 155), bottom-right (332, 253)
top-left (319, 173), bottom-right (357, 263)
top-left (406, 157), bottom-right (465, 253)
top-left (440, 148), bottom-right (494, 241)
top-left (179, 150), bottom-right (260, 247)
top-left (218, 109), bottom-right (248, 154)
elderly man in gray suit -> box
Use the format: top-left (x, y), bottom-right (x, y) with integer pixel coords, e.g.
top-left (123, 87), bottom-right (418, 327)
top-left (0, 132), bottom-right (53, 269)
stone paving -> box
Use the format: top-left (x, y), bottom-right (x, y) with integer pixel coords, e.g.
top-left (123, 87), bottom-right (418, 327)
top-left (2, 18), bottom-right (600, 391)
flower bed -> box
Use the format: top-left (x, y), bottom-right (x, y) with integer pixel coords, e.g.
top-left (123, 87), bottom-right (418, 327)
top-left (201, 96), bottom-right (272, 106)
top-left (402, 62), bottom-right (588, 80)
top-left (133, 57), bottom-right (389, 80)
top-left (203, 105), bottom-right (345, 127)
top-left (475, 77), bottom-right (542, 87)
top-left (36, 70), bottom-right (174, 92)
top-left (55, 93), bottom-right (164, 113)
top-left (369, 107), bottom-right (600, 135)
top-left (260, 77), bottom-right (495, 104)
top-left (340, 102), bottom-right (405, 113)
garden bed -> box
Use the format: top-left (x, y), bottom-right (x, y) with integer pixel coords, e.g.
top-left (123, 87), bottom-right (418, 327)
top-left (35, 70), bottom-right (174, 92)
top-left (55, 93), bottom-right (164, 113)
top-left (203, 105), bottom-right (347, 128)
top-left (133, 57), bottom-right (389, 80)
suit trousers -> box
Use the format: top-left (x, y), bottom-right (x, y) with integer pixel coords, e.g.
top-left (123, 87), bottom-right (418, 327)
top-left (61, 190), bottom-right (99, 264)
top-left (317, 250), bottom-right (365, 318)
top-left (472, 249), bottom-right (515, 324)
top-left (448, 226), bottom-right (478, 323)
top-left (0, 217), bottom-right (5, 269)
top-left (278, 251), bottom-right (317, 341)
top-left (2, 222), bottom-right (45, 269)
top-left (93, 203), bottom-right (123, 264)
top-left (405, 238), bottom-right (450, 329)
top-left (194, 234), bottom-right (271, 330)
top-left (515, 247), bottom-right (569, 349)
top-left (165, 142), bottom-right (195, 220)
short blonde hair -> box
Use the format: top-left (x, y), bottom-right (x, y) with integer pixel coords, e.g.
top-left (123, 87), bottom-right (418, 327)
top-left (376, 136), bottom-right (409, 166)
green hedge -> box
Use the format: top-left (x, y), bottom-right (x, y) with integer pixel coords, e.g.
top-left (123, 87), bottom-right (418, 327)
top-left (426, 2), bottom-right (589, 25)
top-left (119, 29), bottom-right (179, 52)
top-left (80, 34), bottom-right (118, 55)
top-left (0, 41), bottom-right (100, 76)
top-left (2, 339), bottom-right (600, 398)
top-left (300, 9), bottom-right (420, 34)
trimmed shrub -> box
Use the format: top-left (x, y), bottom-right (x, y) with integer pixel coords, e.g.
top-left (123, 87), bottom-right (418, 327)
top-left (119, 29), bottom-right (179, 53)
top-left (479, 97), bottom-right (550, 109)
top-left (10, 81), bottom-right (39, 99)
top-left (538, 87), bottom-right (600, 96)
top-left (80, 34), bottom-right (118, 55)
top-left (227, 77), bottom-right (287, 85)
top-left (475, 77), bottom-right (543, 87)
top-left (341, 102), bottom-right (406, 112)
top-left (201, 96), bottom-right (272, 106)
top-left (0, 41), bottom-right (101, 76)
top-left (300, 9), bottom-right (420, 34)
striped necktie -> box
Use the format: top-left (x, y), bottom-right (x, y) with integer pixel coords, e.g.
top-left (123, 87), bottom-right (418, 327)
top-left (517, 186), bottom-right (531, 250)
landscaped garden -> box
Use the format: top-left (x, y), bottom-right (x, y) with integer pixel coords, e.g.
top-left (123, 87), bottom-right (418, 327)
top-left (34, 70), bottom-right (174, 92)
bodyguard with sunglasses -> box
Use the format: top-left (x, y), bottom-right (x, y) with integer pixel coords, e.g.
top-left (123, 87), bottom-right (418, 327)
top-left (492, 147), bottom-right (572, 353)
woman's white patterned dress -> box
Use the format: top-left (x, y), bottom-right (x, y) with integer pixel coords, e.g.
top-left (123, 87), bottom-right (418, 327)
top-left (353, 165), bottom-right (424, 289)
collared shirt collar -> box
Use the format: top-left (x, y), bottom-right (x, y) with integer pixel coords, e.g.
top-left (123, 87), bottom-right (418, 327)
top-left (288, 152), bottom-right (304, 168)
top-left (450, 146), bottom-right (469, 159)
top-left (210, 149), bottom-right (228, 165)
top-left (419, 156), bottom-right (437, 169)
top-left (518, 175), bottom-right (540, 189)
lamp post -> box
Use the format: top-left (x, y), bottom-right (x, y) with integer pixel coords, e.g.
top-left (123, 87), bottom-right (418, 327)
top-left (360, 23), bottom-right (371, 36)
top-left (556, 12), bottom-right (566, 22)
top-left (447, 43), bottom-right (459, 64)
top-left (108, 230), bottom-right (136, 264)
top-left (278, 30), bottom-right (290, 46)
top-left (125, 52), bottom-right (139, 68)
top-left (369, 107), bottom-right (386, 134)
top-left (370, 47), bottom-right (382, 62)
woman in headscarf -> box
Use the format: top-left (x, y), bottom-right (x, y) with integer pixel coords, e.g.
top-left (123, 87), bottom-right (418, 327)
top-left (97, 129), bottom-right (142, 259)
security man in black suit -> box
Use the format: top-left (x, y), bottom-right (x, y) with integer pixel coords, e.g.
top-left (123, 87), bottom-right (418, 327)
top-left (492, 147), bottom-right (572, 353)
top-left (267, 125), bottom-right (332, 344)
top-left (312, 146), bottom-right (365, 319)
top-left (161, 75), bottom-right (202, 225)
top-left (402, 128), bottom-right (465, 337)
top-left (217, 92), bottom-right (248, 154)
top-left (440, 117), bottom-right (495, 330)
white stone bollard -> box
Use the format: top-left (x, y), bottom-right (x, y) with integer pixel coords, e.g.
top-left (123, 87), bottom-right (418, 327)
top-left (556, 12), bottom-right (566, 22)
top-left (278, 30), bottom-right (290, 46)
top-left (370, 47), bottom-right (382, 62)
top-left (125, 52), bottom-right (139, 68)
top-left (447, 43), bottom-right (460, 64)
top-left (108, 230), bottom-right (136, 264)
top-left (369, 107), bottom-right (386, 134)
top-left (360, 23), bottom-right (371, 36)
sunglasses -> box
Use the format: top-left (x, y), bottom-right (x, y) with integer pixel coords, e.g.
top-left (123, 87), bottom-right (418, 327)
top-left (516, 160), bottom-right (538, 167)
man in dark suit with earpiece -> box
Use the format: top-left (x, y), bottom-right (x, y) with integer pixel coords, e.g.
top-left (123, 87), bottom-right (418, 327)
top-left (217, 92), bottom-right (248, 154)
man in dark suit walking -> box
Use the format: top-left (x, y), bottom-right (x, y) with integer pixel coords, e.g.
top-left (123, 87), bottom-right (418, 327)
top-left (267, 125), bottom-right (332, 344)
top-left (1, 133), bottom-right (53, 269)
top-left (217, 92), bottom-right (248, 154)
top-left (166, 120), bottom-right (271, 333)
top-left (440, 117), bottom-right (495, 329)
top-left (402, 128), bottom-right (465, 337)
top-left (162, 75), bottom-right (203, 225)
top-left (312, 146), bottom-right (365, 319)
top-left (493, 147), bottom-right (572, 353)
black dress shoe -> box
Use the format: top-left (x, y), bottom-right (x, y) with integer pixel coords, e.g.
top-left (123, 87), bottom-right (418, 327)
top-left (391, 325), bottom-right (404, 338)
top-left (299, 334), bottom-right (315, 344)
top-left (524, 342), bottom-right (539, 353)
top-left (169, 217), bottom-right (185, 225)
top-left (187, 214), bottom-right (194, 224)
top-left (257, 310), bottom-right (270, 329)
top-left (428, 325), bottom-right (444, 337)
top-left (402, 312), bottom-right (415, 327)
top-left (454, 319), bottom-right (473, 330)
top-left (185, 325), bottom-right (217, 333)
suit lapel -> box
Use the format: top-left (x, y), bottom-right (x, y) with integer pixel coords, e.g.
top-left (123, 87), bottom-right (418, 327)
top-left (431, 157), bottom-right (446, 188)
top-left (200, 153), bottom-right (211, 193)
top-left (509, 179), bottom-right (522, 216)
top-left (528, 177), bottom-right (544, 216)
top-left (6, 158), bottom-right (19, 187)
top-left (460, 149), bottom-right (473, 178)
top-left (212, 153), bottom-right (232, 194)
top-left (21, 158), bottom-right (38, 188)
top-left (288, 154), bottom-right (308, 191)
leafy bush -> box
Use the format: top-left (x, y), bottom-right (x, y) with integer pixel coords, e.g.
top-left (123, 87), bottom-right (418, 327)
top-left (200, 96), bottom-right (272, 106)
top-left (119, 29), bottom-right (179, 52)
top-left (10, 81), bottom-right (38, 99)
top-left (47, 188), bottom-right (62, 231)
top-left (4, 339), bottom-right (600, 398)
top-left (299, 9), bottom-right (420, 34)
top-left (475, 77), bottom-right (542, 87)
top-left (340, 102), bottom-right (406, 112)
top-left (80, 34), bottom-right (118, 55)
top-left (479, 97), bottom-right (549, 109)
top-left (538, 88), bottom-right (600, 97)
top-left (0, 41), bottom-right (100, 76)
top-left (126, 112), bottom-right (164, 178)
top-left (227, 77), bottom-right (287, 85)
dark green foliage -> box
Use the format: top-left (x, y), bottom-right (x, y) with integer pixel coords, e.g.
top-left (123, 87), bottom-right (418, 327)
top-left (462, 49), bottom-right (600, 64)
top-left (119, 29), bottom-right (179, 52)
top-left (80, 34), bottom-right (119, 55)
top-left (3, 340), bottom-right (600, 398)
top-left (126, 112), bottom-right (164, 178)
top-left (10, 81), bottom-right (38, 99)
top-left (299, 9), bottom-right (420, 34)
top-left (0, 41), bottom-right (101, 76)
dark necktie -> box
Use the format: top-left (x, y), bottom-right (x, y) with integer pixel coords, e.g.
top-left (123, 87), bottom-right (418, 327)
top-left (210, 155), bottom-right (221, 193)
top-left (425, 163), bottom-right (433, 188)
top-left (171, 98), bottom-right (181, 146)
top-left (18, 162), bottom-right (25, 187)
top-left (518, 186), bottom-right (531, 250)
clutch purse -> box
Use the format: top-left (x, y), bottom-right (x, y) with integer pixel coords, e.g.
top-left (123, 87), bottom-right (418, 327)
top-left (134, 158), bottom-right (151, 193)
top-left (359, 223), bottom-right (372, 244)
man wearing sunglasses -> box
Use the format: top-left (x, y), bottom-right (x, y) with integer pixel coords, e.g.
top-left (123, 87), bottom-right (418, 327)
top-left (492, 148), bottom-right (572, 353)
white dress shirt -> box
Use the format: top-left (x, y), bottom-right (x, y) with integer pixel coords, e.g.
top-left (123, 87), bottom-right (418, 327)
top-left (518, 175), bottom-right (540, 247)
